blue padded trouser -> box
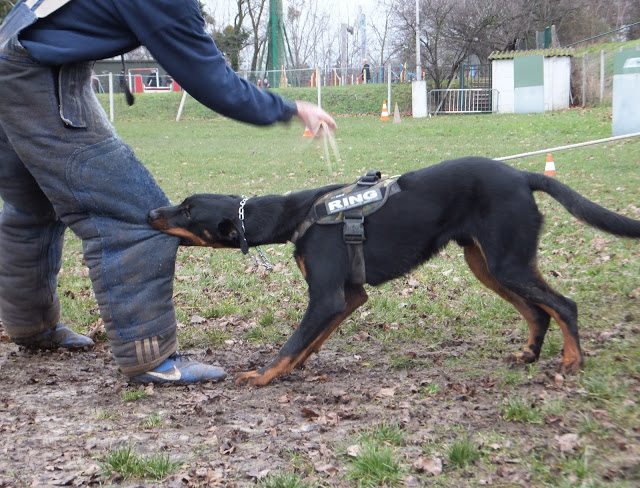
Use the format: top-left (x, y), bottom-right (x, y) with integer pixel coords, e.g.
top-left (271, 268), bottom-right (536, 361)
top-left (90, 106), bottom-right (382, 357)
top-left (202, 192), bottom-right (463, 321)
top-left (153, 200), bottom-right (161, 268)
top-left (0, 3), bottom-right (180, 376)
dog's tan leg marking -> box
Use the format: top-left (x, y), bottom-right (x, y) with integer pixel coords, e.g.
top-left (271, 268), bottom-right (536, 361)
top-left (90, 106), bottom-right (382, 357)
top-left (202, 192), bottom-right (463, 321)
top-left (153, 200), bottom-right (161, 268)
top-left (295, 255), bottom-right (307, 279)
top-left (464, 243), bottom-right (544, 363)
top-left (235, 285), bottom-right (368, 387)
top-left (535, 303), bottom-right (583, 374)
top-left (235, 357), bottom-right (293, 387)
top-left (294, 284), bottom-right (368, 367)
top-left (529, 265), bottom-right (583, 373)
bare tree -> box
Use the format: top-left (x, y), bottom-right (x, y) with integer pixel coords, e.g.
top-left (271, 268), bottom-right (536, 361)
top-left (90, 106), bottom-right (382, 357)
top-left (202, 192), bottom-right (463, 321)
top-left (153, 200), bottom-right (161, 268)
top-left (245, 0), bottom-right (268, 75)
top-left (211, 0), bottom-right (251, 71)
top-left (485, 0), bottom-right (637, 49)
top-left (393, 0), bottom-right (461, 88)
top-left (369, 0), bottom-right (401, 66)
top-left (517, 0), bottom-right (595, 46)
top-left (284, 0), bottom-right (334, 68)
top-left (391, 0), bottom-right (597, 88)
top-left (550, 0), bottom-right (639, 44)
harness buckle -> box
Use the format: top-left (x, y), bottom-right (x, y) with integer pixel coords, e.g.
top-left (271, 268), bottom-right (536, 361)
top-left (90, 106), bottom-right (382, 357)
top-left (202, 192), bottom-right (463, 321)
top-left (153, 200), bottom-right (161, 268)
top-left (343, 216), bottom-right (365, 243)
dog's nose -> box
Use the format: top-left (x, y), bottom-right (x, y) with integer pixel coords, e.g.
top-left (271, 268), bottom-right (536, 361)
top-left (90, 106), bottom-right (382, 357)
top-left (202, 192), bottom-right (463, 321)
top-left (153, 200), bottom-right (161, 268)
top-left (148, 208), bottom-right (168, 230)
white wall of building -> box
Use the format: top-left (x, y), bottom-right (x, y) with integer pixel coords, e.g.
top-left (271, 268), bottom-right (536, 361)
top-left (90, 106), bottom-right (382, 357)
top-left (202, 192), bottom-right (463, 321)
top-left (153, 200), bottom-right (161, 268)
top-left (492, 55), bottom-right (571, 113)
top-left (544, 56), bottom-right (571, 111)
top-left (492, 60), bottom-right (514, 113)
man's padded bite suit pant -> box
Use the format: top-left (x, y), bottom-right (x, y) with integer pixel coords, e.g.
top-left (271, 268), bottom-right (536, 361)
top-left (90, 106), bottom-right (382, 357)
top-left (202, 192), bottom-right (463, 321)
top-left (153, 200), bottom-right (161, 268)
top-left (0, 3), bottom-right (181, 375)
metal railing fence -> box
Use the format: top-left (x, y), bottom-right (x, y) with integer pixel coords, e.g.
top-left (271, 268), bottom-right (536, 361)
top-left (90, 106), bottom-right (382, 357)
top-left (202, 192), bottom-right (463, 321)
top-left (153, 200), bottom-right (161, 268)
top-left (428, 88), bottom-right (498, 114)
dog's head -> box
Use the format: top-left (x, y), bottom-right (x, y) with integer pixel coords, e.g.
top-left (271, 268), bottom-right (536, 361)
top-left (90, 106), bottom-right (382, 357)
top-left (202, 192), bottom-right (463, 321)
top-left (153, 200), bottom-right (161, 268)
top-left (149, 194), bottom-right (249, 253)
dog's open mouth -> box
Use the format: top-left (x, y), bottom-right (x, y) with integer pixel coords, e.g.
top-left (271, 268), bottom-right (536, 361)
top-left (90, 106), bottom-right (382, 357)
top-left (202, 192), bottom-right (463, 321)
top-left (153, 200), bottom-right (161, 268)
top-left (149, 218), bottom-right (209, 247)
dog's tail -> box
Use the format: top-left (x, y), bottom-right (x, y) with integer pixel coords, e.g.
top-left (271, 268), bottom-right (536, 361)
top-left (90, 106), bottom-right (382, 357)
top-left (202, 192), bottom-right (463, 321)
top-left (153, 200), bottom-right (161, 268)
top-left (526, 172), bottom-right (640, 238)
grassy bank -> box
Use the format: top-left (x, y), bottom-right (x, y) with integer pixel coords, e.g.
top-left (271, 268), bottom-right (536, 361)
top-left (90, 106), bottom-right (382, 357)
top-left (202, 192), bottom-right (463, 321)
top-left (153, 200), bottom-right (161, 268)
top-left (97, 82), bottom-right (414, 121)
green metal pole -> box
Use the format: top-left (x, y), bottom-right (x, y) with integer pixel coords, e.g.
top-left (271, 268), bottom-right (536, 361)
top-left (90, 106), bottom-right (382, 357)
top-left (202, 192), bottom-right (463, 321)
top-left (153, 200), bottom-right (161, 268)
top-left (265, 0), bottom-right (284, 88)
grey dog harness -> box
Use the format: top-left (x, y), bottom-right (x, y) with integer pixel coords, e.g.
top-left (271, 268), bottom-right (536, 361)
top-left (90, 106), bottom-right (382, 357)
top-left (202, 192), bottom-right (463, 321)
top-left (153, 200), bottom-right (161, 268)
top-left (291, 171), bottom-right (401, 284)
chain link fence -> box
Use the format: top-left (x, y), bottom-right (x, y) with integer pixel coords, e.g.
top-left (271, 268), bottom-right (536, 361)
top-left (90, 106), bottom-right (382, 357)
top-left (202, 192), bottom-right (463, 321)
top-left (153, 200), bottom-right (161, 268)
top-left (239, 64), bottom-right (413, 88)
top-left (572, 45), bottom-right (640, 106)
top-left (91, 64), bottom-right (414, 95)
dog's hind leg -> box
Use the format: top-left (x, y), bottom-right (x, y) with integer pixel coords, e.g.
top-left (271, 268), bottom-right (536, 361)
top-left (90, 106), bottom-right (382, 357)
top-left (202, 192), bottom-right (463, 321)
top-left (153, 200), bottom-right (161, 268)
top-left (469, 241), bottom-right (583, 374)
top-left (235, 284), bottom-right (368, 386)
top-left (464, 242), bottom-right (551, 363)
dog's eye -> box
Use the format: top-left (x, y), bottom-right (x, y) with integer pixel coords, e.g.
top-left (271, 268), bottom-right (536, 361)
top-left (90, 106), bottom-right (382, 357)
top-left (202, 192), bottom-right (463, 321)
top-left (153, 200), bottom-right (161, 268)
top-left (183, 206), bottom-right (191, 220)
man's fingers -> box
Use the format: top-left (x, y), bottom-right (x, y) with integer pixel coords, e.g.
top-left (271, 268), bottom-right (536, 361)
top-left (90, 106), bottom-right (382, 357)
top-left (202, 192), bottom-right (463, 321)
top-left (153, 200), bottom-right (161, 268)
top-left (295, 100), bottom-right (337, 132)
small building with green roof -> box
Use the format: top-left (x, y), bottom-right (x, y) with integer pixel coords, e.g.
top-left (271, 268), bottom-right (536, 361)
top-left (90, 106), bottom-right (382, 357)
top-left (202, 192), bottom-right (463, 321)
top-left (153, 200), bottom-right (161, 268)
top-left (488, 49), bottom-right (573, 114)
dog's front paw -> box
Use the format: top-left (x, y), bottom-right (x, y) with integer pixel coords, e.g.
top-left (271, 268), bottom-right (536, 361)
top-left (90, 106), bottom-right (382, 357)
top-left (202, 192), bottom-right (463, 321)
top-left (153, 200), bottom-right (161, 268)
top-left (235, 370), bottom-right (270, 387)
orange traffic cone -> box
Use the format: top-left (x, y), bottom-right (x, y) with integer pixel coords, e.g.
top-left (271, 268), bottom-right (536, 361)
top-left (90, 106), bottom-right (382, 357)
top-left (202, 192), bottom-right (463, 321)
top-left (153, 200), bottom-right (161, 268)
top-left (302, 126), bottom-right (313, 137)
top-left (380, 100), bottom-right (389, 120)
top-left (544, 153), bottom-right (556, 176)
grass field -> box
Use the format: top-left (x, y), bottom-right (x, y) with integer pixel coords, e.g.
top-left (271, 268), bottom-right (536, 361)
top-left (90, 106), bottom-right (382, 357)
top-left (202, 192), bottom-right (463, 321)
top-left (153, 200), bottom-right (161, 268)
top-left (80, 102), bottom-right (639, 336)
top-left (2, 101), bottom-right (639, 486)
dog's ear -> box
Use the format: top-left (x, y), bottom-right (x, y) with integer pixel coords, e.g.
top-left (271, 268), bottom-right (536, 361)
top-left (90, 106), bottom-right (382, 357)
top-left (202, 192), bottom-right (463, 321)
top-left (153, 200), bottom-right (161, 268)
top-left (218, 219), bottom-right (249, 254)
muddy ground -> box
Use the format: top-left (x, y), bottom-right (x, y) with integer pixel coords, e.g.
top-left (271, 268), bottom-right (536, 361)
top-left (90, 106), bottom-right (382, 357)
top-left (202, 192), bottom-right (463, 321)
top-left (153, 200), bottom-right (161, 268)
top-left (1, 314), bottom-right (638, 487)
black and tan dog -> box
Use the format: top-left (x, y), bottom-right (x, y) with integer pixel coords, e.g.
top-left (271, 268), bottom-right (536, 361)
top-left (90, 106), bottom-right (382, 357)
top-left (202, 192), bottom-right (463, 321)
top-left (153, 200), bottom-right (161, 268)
top-left (149, 157), bottom-right (640, 386)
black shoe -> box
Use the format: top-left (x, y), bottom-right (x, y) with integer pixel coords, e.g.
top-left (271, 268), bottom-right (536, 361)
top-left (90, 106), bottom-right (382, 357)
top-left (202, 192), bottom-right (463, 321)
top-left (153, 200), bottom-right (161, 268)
top-left (14, 323), bottom-right (95, 350)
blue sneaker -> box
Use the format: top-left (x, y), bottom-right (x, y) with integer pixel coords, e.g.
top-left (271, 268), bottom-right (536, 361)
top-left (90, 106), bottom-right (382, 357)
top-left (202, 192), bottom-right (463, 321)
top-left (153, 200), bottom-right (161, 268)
top-left (14, 323), bottom-right (95, 350)
top-left (130, 353), bottom-right (226, 385)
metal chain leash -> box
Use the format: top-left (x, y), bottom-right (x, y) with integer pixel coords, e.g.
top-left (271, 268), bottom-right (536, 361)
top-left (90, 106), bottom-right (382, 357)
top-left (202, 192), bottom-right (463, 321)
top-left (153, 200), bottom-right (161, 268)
top-left (239, 196), bottom-right (273, 271)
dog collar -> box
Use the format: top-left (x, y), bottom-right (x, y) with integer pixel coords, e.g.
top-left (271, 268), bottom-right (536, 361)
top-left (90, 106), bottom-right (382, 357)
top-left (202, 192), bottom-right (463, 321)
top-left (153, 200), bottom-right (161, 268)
top-left (238, 196), bottom-right (272, 270)
top-left (238, 196), bottom-right (248, 237)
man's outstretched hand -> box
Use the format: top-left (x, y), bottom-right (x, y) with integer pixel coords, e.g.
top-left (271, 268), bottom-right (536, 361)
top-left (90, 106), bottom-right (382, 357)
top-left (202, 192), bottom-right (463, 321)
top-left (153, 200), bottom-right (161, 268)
top-left (294, 100), bottom-right (337, 136)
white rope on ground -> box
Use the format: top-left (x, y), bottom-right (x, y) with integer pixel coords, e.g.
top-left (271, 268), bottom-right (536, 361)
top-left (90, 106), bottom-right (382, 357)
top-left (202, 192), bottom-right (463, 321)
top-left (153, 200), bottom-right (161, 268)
top-left (496, 131), bottom-right (640, 161)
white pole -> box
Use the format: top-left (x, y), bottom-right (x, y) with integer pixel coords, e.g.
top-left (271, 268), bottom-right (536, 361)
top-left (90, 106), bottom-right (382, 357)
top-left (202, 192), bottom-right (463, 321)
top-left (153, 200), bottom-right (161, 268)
top-left (176, 90), bottom-right (188, 121)
top-left (388, 64), bottom-right (391, 110)
top-left (411, 0), bottom-right (427, 118)
top-left (317, 67), bottom-right (321, 107)
top-left (108, 72), bottom-right (114, 122)
top-left (582, 56), bottom-right (587, 107)
top-left (495, 132), bottom-right (640, 161)
top-left (416, 0), bottom-right (421, 81)
top-left (599, 50), bottom-right (605, 104)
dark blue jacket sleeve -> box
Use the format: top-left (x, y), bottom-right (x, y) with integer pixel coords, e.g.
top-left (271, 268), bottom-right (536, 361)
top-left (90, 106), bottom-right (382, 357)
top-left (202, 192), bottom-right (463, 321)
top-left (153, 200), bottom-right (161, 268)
top-left (20, 0), bottom-right (298, 126)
